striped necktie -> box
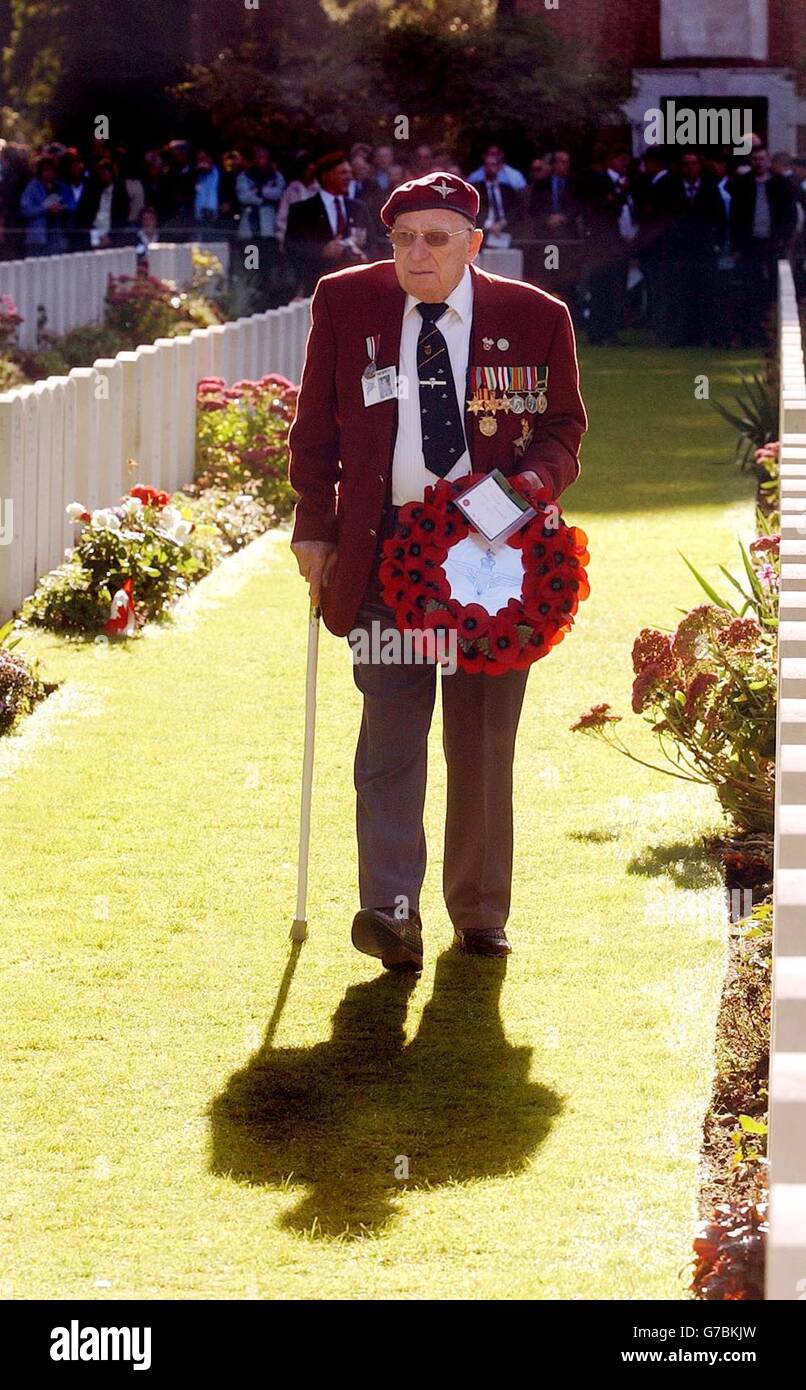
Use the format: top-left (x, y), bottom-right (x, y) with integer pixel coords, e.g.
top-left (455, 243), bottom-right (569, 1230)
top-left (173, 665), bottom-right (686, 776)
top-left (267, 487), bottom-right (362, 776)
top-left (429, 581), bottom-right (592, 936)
top-left (416, 301), bottom-right (466, 478)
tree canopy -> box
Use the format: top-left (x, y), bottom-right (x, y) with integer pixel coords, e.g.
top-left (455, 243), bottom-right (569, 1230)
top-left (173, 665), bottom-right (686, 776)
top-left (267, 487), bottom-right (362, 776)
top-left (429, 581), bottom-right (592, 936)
top-left (1, 0), bottom-right (629, 158)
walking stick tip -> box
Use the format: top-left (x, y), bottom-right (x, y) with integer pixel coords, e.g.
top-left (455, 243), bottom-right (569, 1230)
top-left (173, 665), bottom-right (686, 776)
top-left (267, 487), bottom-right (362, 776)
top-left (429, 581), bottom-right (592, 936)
top-left (290, 918), bottom-right (309, 942)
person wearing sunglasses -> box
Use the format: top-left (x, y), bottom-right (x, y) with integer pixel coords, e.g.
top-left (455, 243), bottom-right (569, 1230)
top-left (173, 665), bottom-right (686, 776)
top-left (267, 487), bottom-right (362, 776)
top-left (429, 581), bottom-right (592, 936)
top-left (289, 170), bottom-right (587, 970)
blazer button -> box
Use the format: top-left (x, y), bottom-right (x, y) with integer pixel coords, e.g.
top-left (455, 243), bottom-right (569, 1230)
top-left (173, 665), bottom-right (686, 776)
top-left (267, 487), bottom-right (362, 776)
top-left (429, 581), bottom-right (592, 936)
top-left (369, 527), bottom-right (377, 537)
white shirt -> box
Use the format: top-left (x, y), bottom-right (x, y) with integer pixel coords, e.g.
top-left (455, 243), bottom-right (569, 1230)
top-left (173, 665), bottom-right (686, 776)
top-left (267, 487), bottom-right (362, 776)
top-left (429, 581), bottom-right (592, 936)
top-left (90, 185), bottom-right (114, 246)
top-left (469, 162), bottom-right (526, 190)
top-left (752, 177), bottom-right (772, 240)
top-left (319, 187), bottom-right (348, 236)
top-left (608, 167), bottom-right (637, 241)
top-left (391, 266), bottom-right (473, 505)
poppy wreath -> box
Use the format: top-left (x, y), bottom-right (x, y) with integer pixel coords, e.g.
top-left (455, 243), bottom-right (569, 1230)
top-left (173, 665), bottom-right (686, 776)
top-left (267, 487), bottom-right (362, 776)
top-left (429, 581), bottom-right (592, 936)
top-left (378, 473), bottom-right (590, 675)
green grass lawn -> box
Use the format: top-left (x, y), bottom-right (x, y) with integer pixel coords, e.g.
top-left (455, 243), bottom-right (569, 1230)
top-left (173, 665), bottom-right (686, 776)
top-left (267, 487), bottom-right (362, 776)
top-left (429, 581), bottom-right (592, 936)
top-left (0, 346), bottom-right (757, 1300)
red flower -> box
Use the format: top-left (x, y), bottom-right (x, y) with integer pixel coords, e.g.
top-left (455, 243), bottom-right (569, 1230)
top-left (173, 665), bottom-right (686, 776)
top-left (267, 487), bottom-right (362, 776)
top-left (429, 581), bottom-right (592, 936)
top-left (130, 485), bottom-right (170, 508)
top-left (631, 661), bottom-right (671, 713)
top-left (486, 610), bottom-right (521, 665)
top-left (685, 671), bottom-right (719, 714)
top-left (749, 534), bottom-right (779, 556)
top-left (423, 604), bottom-right (457, 632)
top-left (632, 628), bottom-right (676, 677)
top-left (458, 643), bottom-right (489, 673)
top-left (570, 703), bottom-right (623, 732)
top-left (456, 604), bottom-right (491, 641)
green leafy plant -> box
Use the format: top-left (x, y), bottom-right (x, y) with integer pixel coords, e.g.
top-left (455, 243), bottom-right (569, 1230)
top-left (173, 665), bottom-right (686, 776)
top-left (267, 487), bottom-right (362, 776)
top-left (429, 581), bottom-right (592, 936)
top-left (104, 270), bottom-right (222, 345)
top-left (680, 533), bottom-right (780, 631)
top-left (572, 605), bottom-right (776, 833)
top-left (710, 370), bottom-right (779, 472)
top-left (0, 620), bottom-right (51, 735)
top-left (21, 487), bottom-right (222, 636)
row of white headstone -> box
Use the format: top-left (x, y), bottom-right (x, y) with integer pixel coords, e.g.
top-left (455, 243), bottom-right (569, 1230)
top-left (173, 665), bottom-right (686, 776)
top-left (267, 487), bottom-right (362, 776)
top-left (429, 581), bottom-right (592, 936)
top-left (769, 260), bottom-right (806, 1299)
top-left (0, 247), bottom-right (135, 349)
top-left (0, 242), bottom-right (232, 350)
top-left (0, 294), bottom-right (310, 622)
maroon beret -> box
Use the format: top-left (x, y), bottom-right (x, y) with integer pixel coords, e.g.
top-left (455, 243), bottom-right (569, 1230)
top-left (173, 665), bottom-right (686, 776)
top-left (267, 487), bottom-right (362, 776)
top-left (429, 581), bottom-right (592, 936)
top-left (314, 149), bottom-right (348, 179)
top-left (380, 171), bottom-right (480, 228)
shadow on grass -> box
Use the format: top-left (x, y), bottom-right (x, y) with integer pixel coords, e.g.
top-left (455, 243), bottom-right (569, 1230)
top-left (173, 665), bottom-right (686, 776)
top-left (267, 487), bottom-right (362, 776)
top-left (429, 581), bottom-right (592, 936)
top-left (627, 840), bottom-right (720, 890)
top-left (568, 829), bottom-right (620, 844)
top-left (208, 948), bottom-right (562, 1239)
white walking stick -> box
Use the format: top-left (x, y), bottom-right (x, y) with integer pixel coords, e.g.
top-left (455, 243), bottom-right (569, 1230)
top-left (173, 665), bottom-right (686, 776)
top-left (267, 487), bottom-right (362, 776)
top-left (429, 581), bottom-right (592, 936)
top-left (290, 600), bottom-right (320, 942)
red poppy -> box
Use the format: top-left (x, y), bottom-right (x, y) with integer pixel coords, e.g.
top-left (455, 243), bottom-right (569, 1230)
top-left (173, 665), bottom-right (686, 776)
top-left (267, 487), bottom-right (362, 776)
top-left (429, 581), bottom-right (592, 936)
top-left (458, 642), bottom-right (489, 673)
top-left (423, 604), bottom-right (458, 632)
top-left (456, 604), bottom-right (491, 641)
top-left (486, 610), bottom-right (522, 663)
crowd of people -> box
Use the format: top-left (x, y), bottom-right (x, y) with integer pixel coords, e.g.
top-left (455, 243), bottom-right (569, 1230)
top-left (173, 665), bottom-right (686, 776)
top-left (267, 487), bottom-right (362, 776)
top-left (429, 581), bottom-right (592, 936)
top-left (1, 133), bottom-right (803, 346)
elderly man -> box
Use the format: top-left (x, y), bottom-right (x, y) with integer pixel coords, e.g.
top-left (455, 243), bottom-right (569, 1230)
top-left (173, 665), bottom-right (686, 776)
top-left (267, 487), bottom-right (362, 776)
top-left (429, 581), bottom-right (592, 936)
top-left (289, 172), bottom-right (586, 971)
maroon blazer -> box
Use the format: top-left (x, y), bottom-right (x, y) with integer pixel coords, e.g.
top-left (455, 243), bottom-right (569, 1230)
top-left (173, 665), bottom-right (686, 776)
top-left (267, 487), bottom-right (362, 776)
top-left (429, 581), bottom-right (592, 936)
top-left (288, 259), bottom-right (587, 635)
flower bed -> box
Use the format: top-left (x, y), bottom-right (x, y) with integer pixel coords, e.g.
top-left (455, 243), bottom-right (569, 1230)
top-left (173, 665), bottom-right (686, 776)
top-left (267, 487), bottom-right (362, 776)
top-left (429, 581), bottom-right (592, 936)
top-left (15, 372), bottom-right (296, 642)
top-left (692, 899), bottom-right (770, 1300)
top-left (195, 373), bottom-right (298, 519)
top-left (0, 620), bottom-right (55, 733)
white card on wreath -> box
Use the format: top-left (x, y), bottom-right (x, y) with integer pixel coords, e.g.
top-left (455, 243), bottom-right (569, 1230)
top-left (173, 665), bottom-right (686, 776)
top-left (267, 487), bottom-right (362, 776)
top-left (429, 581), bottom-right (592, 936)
top-left (443, 532), bottom-right (525, 615)
top-left (455, 468), bottom-right (536, 544)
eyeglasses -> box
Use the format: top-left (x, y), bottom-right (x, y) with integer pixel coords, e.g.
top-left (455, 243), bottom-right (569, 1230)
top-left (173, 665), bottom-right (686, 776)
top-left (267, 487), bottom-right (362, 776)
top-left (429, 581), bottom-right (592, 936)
top-left (387, 227), bottom-right (473, 249)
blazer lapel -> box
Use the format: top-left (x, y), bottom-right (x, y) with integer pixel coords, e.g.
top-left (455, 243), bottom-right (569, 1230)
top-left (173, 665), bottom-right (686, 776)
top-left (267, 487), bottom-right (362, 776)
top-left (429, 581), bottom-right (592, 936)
top-left (465, 264), bottom-right (500, 472)
top-left (367, 273), bottom-right (406, 476)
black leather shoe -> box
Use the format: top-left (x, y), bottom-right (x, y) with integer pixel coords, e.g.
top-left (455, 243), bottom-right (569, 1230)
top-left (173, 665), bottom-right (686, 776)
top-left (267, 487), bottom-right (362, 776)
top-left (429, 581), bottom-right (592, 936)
top-left (452, 926), bottom-right (512, 957)
top-left (351, 909), bottom-right (423, 971)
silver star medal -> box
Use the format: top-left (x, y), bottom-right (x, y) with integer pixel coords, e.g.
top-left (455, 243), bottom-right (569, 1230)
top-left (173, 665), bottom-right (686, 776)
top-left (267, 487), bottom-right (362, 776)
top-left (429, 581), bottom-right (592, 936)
top-left (363, 334), bottom-right (378, 380)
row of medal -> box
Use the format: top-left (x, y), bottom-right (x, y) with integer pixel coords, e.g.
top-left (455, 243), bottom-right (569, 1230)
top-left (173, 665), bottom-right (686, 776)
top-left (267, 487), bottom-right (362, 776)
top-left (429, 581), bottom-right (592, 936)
top-left (467, 365), bottom-right (549, 436)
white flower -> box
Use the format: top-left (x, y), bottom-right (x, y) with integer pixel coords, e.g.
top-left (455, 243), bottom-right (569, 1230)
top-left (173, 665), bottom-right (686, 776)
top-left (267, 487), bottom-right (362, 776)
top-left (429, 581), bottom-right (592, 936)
top-left (91, 508), bottom-right (122, 531)
top-left (66, 501), bottom-right (87, 521)
top-left (121, 496), bottom-right (144, 517)
top-left (159, 507), bottom-right (192, 545)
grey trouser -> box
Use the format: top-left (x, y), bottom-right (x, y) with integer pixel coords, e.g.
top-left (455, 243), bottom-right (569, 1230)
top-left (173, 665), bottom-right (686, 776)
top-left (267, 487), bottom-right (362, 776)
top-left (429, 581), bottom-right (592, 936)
top-left (349, 569), bottom-right (529, 934)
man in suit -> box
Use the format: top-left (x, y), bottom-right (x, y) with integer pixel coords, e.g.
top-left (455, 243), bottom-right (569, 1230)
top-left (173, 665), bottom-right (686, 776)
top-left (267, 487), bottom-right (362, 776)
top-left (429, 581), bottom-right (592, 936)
top-left (525, 150), bottom-right (584, 314)
top-left (475, 149), bottom-right (524, 247)
top-left (582, 148), bottom-right (635, 345)
top-left (661, 151), bottom-right (725, 346)
top-left (468, 144), bottom-right (527, 191)
top-left (285, 151), bottom-right (373, 297)
top-left (288, 171), bottom-right (587, 970)
top-left (730, 144), bottom-right (798, 345)
top-left (75, 157), bottom-right (132, 249)
top-left (634, 148), bottom-right (676, 342)
top-left (528, 151), bottom-right (581, 236)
